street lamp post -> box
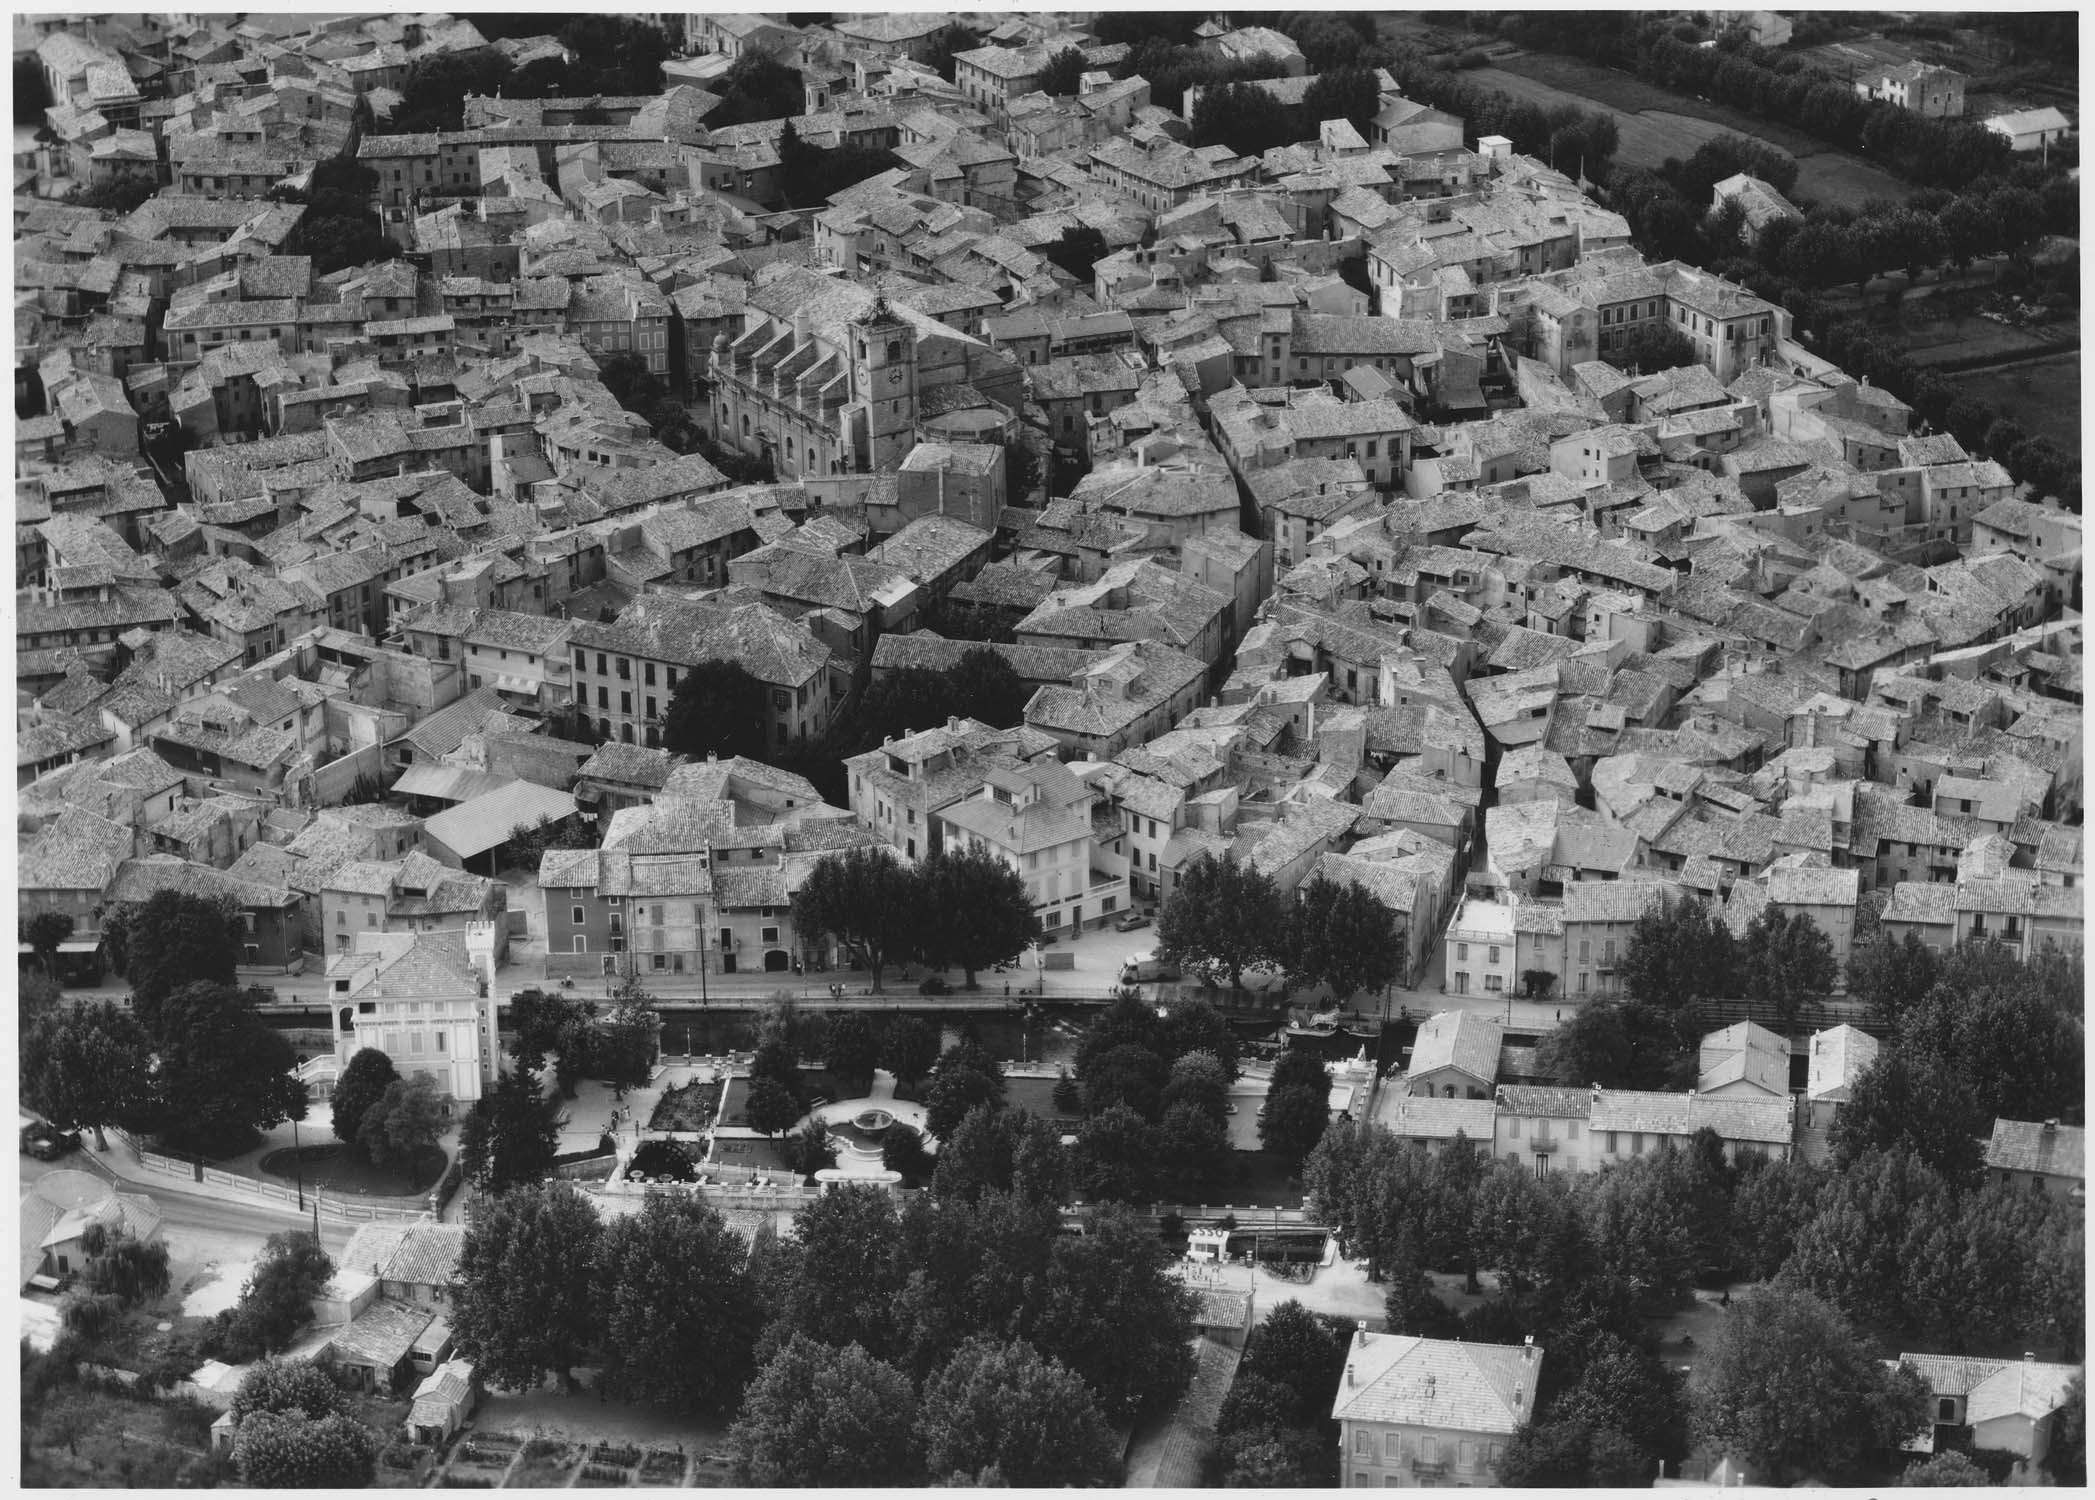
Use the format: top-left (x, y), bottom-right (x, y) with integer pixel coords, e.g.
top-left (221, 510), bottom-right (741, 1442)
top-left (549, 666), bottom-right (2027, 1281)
top-left (291, 1116), bottom-right (305, 1211)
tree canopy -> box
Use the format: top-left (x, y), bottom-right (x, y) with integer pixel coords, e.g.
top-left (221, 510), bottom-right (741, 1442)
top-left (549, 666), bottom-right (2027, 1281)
top-left (595, 1193), bottom-right (759, 1414)
top-left (105, 889), bottom-right (243, 1026)
top-left (207, 1231), bottom-right (334, 1364)
top-left (1284, 874), bottom-right (1407, 1001)
top-left (1739, 907), bottom-right (1837, 1028)
top-left (1158, 852), bottom-right (1286, 994)
top-left (660, 658), bottom-right (770, 762)
top-left (144, 982), bottom-right (308, 1157)
top-left (1692, 1285), bottom-right (1929, 1483)
top-left (458, 1064), bottom-right (559, 1193)
top-left (452, 1180), bottom-right (605, 1392)
top-left (917, 845), bottom-right (1039, 986)
top-left (1260, 1047), bottom-right (1334, 1167)
top-left (21, 999), bottom-right (152, 1151)
top-left (915, 1336), bottom-right (1119, 1485)
top-left (728, 1335), bottom-right (922, 1486)
top-left (356, 1075), bottom-right (443, 1166)
top-left (330, 1048), bottom-right (399, 1149)
top-left (790, 846), bottom-right (923, 991)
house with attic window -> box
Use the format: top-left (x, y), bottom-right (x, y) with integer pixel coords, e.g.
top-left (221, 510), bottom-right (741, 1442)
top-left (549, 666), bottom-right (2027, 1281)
top-left (1333, 1329), bottom-right (1544, 1488)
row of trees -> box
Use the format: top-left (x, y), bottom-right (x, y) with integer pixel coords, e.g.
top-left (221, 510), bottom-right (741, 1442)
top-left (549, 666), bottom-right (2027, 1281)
top-left (790, 844), bottom-right (1039, 991)
top-left (387, 19), bottom-right (674, 133)
top-left (649, 645), bottom-right (1031, 807)
top-left (1833, 936), bottom-right (2083, 1183)
top-left (1493, 13), bottom-right (2019, 189)
top-left (24, 894), bottom-right (309, 1159)
top-left (775, 120), bottom-right (904, 211)
top-left (448, 1147), bottom-right (1197, 1482)
top-left (1531, 898), bottom-right (1835, 1092)
top-left (1297, 932), bottom-right (2084, 1482)
top-left (1157, 852), bottom-right (1409, 1001)
top-left (1185, 67), bottom-right (1386, 159)
top-left (1302, 1113), bottom-right (2075, 1484)
top-left (271, 155), bottom-right (400, 277)
top-left (1600, 153), bottom-right (2080, 505)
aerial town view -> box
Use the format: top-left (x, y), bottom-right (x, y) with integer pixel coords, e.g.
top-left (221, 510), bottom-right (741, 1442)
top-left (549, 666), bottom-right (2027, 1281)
top-left (11, 6), bottom-right (2084, 1490)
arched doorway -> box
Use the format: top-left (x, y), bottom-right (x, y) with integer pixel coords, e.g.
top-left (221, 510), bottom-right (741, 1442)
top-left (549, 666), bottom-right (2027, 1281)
top-left (764, 949), bottom-right (790, 973)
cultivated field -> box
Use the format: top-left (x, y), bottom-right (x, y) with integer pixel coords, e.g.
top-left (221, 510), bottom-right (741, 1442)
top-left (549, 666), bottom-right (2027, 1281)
top-left (1869, 290), bottom-right (2081, 369)
top-left (1459, 49), bottom-right (1923, 206)
top-left (1954, 354), bottom-right (2084, 458)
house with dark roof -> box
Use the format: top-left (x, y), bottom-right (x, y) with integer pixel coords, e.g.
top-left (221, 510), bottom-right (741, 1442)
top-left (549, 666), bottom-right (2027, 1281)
top-left (320, 850), bottom-right (506, 960)
top-left (569, 595), bottom-right (835, 753)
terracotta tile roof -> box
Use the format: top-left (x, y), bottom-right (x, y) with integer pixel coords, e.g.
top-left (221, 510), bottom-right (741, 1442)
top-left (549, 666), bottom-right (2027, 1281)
top-left (1332, 1332), bottom-right (1542, 1435)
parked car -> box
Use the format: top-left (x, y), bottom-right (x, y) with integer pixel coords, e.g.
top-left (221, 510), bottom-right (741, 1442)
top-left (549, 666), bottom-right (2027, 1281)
top-left (1113, 912), bottom-right (1151, 932)
top-left (1120, 951), bottom-right (1181, 983)
top-left (919, 975), bottom-right (950, 995)
top-left (23, 1128), bottom-right (80, 1161)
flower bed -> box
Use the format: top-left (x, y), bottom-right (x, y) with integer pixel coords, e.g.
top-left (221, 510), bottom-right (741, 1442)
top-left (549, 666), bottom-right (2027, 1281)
top-left (647, 1080), bottom-right (717, 1133)
top-left (638, 1450), bottom-right (687, 1484)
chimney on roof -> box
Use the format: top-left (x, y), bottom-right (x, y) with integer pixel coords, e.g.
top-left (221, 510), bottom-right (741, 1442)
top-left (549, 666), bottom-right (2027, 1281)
top-left (1524, 1334), bottom-right (1534, 1361)
top-left (2045, 1119), bottom-right (2059, 1134)
top-left (1346, 1362), bottom-right (1355, 1387)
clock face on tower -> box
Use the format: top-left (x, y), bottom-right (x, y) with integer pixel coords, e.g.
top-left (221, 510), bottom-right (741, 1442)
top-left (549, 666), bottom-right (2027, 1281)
top-left (887, 368), bottom-right (904, 385)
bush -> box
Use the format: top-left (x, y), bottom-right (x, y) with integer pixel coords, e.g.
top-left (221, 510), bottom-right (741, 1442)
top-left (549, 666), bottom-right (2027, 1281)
top-left (60, 1292), bottom-right (125, 1338)
top-left (429, 1159), bottom-right (465, 1214)
top-left (784, 1120), bottom-right (837, 1178)
top-left (1454, 47), bottom-right (1490, 68)
top-left (551, 1134), bottom-right (617, 1167)
top-left (629, 1138), bottom-right (698, 1181)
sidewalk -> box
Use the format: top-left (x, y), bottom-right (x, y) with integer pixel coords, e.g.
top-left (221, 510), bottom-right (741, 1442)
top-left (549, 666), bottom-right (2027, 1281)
top-left (80, 1134), bottom-right (325, 1223)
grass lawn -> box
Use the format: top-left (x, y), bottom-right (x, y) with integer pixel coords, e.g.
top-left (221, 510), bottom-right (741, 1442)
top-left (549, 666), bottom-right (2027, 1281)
top-left (1475, 50), bottom-right (1922, 206)
top-left (1865, 286), bottom-right (2080, 366)
top-left (1954, 354), bottom-right (2082, 457)
top-left (258, 1141), bottom-right (448, 1197)
top-left (1231, 1150), bottom-right (1310, 1209)
top-left (1002, 1073), bottom-right (1085, 1127)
